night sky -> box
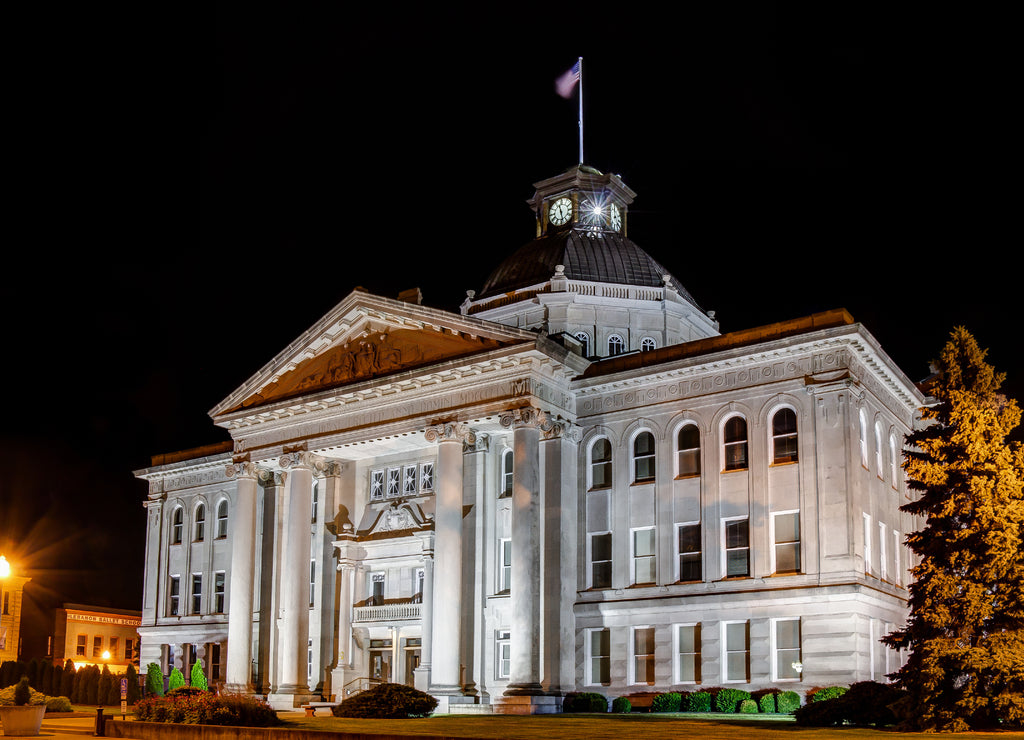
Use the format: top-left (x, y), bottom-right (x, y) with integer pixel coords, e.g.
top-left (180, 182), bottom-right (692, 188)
top-left (1, 5), bottom-right (1017, 657)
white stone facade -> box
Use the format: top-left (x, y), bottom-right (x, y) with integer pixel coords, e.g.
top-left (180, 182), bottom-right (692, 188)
top-left (135, 168), bottom-right (923, 711)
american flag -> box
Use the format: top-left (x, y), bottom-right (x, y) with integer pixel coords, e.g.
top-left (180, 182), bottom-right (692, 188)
top-left (555, 61), bottom-right (581, 98)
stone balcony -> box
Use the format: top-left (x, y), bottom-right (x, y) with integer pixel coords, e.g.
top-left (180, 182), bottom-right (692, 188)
top-left (352, 602), bottom-right (422, 623)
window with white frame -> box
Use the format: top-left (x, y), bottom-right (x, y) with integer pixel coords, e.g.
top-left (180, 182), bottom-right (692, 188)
top-left (171, 507), bottom-right (184, 545)
top-left (590, 438), bottom-right (612, 489)
top-left (772, 511), bottom-right (800, 574)
top-left (588, 489), bottom-right (612, 588)
top-left (641, 337), bottom-right (657, 352)
top-left (633, 626), bottom-right (656, 684)
top-left (500, 449), bottom-right (513, 497)
top-left (420, 462), bottom-right (433, 492)
top-left (496, 630), bottom-right (511, 679)
top-left (370, 462), bottom-right (435, 499)
top-left (893, 530), bottom-right (902, 586)
top-left (216, 500), bottom-right (228, 538)
top-left (574, 332), bottom-right (590, 357)
top-left (499, 538), bottom-right (512, 592)
top-left (311, 480), bottom-right (319, 522)
top-left (402, 465), bottom-right (416, 496)
top-left (863, 513), bottom-right (872, 575)
top-left (310, 559), bottom-right (316, 606)
top-left (370, 470), bottom-right (385, 500)
top-left (723, 416), bottom-right (748, 471)
top-left (890, 435), bottom-right (899, 488)
top-left (633, 431), bottom-right (656, 483)
top-left (191, 573), bottom-right (203, 614)
top-left (723, 621), bottom-right (749, 682)
top-left (194, 504), bottom-right (206, 542)
top-left (724, 518), bottom-right (750, 578)
top-left (859, 409), bottom-right (869, 468)
top-left (632, 527), bottom-right (656, 585)
top-left (588, 628), bottom-right (610, 685)
top-left (677, 423), bottom-right (700, 477)
top-left (676, 623), bottom-right (701, 683)
top-left (308, 639), bottom-right (313, 683)
top-left (169, 575), bottom-right (180, 616)
top-left (771, 408), bottom-right (798, 464)
top-left (677, 522), bottom-right (701, 582)
top-left (387, 467), bottom-right (400, 497)
top-left (370, 573), bottom-right (385, 605)
top-left (879, 521), bottom-right (888, 581)
top-left (214, 572), bottom-right (225, 614)
top-left (875, 422), bottom-right (884, 478)
top-left (773, 619), bottom-right (801, 680)
top-left (608, 334), bottom-right (625, 356)
top-left (76, 635), bottom-right (86, 656)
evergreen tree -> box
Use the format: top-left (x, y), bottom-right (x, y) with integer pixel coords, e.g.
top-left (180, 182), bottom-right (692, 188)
top-left (144, 663), bottom-right (164, 697)
top-left (60, 660), bottom-right (75, 700)
top-left (190, 659), bottom-right (208, 691)
top-left (125, 663), bottom-right (141, 704)
top-left (167, 666), bottom-right (185, 692)
top-left (884, 328), bottom-right (1024, 731)
top-left (99, 665), bottom-right (113, 706)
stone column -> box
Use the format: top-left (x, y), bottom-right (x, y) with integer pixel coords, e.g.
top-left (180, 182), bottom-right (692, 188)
top-left (413, 536), bottom-right (434, 692)
top-left (274, 452), bottom-right (317, 701)
top-left (423, 422), bottom-right (475, 693)
top-left (224, 462), bottom-right (260, 691)
top-left (335, 557), bottom-right (355, 669)
top-left (500, 407), bottom-right (543, 695)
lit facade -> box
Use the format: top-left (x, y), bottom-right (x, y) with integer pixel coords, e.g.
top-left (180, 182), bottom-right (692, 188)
top-left (135, 166), bottom-right (923, 711)
top-left (0, 572), bottom-right (30, 662)
top-left (53, 604), bottom-right (142, 671)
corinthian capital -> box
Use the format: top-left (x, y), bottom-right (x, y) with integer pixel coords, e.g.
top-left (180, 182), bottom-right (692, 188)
top-left (499, 405), bottom-right (548, 430)
top-left (424, 421), bottom-right (476, 446)
top-left (225, 461), bottom-right (260, 479)
top-left (279, 451), bottom-right (326, 473)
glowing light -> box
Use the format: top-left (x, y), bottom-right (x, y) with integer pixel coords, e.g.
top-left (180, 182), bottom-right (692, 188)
top-left (791, 661), bottom-right (803, 673)
top-left (0, 557), bottom-right (9, 579)
top-left (102, 650), bottom-right (111, 660)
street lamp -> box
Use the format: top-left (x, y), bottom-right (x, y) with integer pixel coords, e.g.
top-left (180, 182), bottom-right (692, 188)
top-left (0, 555), bottom-right (10, 656)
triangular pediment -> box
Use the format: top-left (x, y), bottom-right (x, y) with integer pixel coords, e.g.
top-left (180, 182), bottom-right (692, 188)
top-left (211, 290), bottom-right (536, 417)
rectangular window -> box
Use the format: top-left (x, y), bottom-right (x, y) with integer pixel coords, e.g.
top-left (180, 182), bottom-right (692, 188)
top-left (773, 619), bottom-right (801, 680)
top-left (893, 530), bottom-right (902, 586)
top-left (169, 575), bottom-right (180, 616)
top-left (311, 480), bottom-right (318, 523)
top-left (420, 462), bottom-right (434, 492)
top-left (588, 628), bottom-right (610, 685)
top-left (676, 623), bottom-right (701, 683)
top-left (773, 511), bottom-right (800, 573)
top-left (591, 532), bottom-right (612, 589)
top-left (109, 637), bottom-right (119, 661)
top-left (863, 513), bottom-right (872, 575)
top-left (370, 470), bottom-right (385, 500)
top-left (879, 521), bottom-right (888, 581)
top-left (724, 518), bottom-right (750, 578)
top-left (192, 573), bottom-right (203, 614)
top-left (371, 573), bottom-right (385, 605)
top-left (76, 635), bottom-right (87, 657)
top-left (310, 560), bottom-right (316, 607)
top-left (499, 539), bottom-right (512, 593)
top-left (93, 636), bottom-right (102, 658)
top-left (632, 527), bottom-right (656, 585)
top-left (210, 643), bottom-right (221, 681)
top-left (677, 522), bottom-right (701, 581)
top-left (214, 572), bottom-right (226, 614)
top-left (386, 467), bottom-right (400, 498)
top-left (403, 465), bottom-right (417, 495)
top-left (724, 621), bottom-right (749, 682)
top-left (633, 626), bottom-right (656, 684)
top-left (125, 639), bottom-right (134, 662)
top-left (496, 630), bottom-right (511, 679)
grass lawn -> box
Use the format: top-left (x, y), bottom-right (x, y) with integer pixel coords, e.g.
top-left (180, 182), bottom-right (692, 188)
top-left (278, 713), bottom-right (1024, 739)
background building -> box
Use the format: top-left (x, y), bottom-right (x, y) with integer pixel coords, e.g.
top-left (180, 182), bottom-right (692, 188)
top-left (0, 569), bottom-right (30, 662)
top-left (53, 604), bottom-right (141, 671)
top-left (135, 165), bottom-right (923, 711)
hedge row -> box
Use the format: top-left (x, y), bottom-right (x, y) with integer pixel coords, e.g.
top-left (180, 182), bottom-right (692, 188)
top-left (0, 660), bottom-right (141, 706)
top-left (564, 686), bottom-right (852, 714)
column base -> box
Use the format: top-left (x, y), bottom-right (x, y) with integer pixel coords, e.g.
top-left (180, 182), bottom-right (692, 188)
top-left (221, 683), bottom-right (254, 695)
top-left (503, 682), bottom-right (545, 696)
top-left (266, 689), bottom-right (320, 710)
top-left (432, 693), bottom-right (479, 714)
top-left (492, 694), bottom-right (562, 714)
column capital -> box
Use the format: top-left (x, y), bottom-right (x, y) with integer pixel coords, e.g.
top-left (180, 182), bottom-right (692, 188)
top-left (279, 451), bottom-right (328, 473)
top-left (225, 461), bottom-right (261, 480)
top-left (541, 418), bottom-right (580, 442)
top-left (424, 421), bottom-right (476, 446)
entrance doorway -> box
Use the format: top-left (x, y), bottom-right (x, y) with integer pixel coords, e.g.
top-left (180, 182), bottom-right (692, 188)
top-left (369, 639), bottom-right (392, 682)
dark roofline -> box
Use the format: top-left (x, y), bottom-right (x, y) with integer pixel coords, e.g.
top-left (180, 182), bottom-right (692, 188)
top-left (149, 440), bottom-right (233, 467)
top-left (580, 309), bottom-right (856, 379)
top-left (61, 603), bottom-right (143, 617)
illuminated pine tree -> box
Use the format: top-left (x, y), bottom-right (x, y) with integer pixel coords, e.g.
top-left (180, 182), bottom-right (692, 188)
top-left (884, 327), bottom-right (1024, 731)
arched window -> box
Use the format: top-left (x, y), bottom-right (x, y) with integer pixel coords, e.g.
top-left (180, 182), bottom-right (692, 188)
top-left (859, 409), bottom-right (869, 468)
top-left (194, 504), bottom-right (206, 542)
top-left (890, 435), bottom-right (899, 488)
top-left (771, 408), bottom-right (798, 464)
top-left (590, 438), bottom-right (612, 489)
top-left (500, 448), bottom-right (513, 497)
top-left (875, 422), bottom-right (884, 478)
top-left (608, 334), bottom-right (625, 356)
top-left (633, 431), bottom-right (656, 483)
top-left (677, 423), bottom-right (700, 477)
top-left (171, 507), bottom-right (183, 545)
top-left (640, 337), bottom-right (656, 352)
top-left (216, 500), bottom-right (228, 539)
top-left (574, 332), bottom-right (590, 358)
top-left (723, 416), bottom-right (748, 471)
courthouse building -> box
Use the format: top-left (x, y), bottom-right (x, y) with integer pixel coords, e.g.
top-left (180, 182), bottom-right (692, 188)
top-left (135, 165), bottom-right (923, 711)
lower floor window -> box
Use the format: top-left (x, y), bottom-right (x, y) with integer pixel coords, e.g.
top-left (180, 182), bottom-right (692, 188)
top-left (676, 623), bottom-right (701, 683)
top-left (724, 621), bottom-right (749, 682)
top-left (589, 628), bottom-right (610, 685)
top-left (633, 627), bottom-right (656, 684)
top-left (774, 619), bottom-right (801, 680)
top-left (496, 630), bottom-right (511, 679)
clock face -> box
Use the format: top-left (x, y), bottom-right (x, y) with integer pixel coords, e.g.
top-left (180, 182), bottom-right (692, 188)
top-left (549, 197), bottom-right (572, 226)
top-left (610, 204), bottom-right (622, 232)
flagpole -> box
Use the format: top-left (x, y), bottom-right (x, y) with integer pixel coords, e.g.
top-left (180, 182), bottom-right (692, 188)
top-left (577, 56), bottom-right (584, 164)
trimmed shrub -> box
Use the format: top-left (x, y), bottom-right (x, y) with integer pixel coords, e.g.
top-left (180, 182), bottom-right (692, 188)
top-left (650, 692), bottom-right (682, 713)
top-left (190, 661), bottom-right (208, 691)
top-left (809, 685), bottom-right (847, 702)
top-left (562, 692), bottom-right (607, 713)
top-left (14, 676), bottom-right (31, 706)
top-left (611, 696), bottom-right (631, 713)
top-left (125, 664), bottom-right (142, 704)
top-left (715, 688), bottom-right (752, 713)
top-left (739, 699), bottom-right (759, 714)
top-left (168, 667), bottom-right (185, 692)
top-left (795, 681), bottom-right (906, 727)
top-left (332, 683), bottom-right (437, 719)
top-left (145, 663), bottom-right (164, 697)
top-left (46, 695), bottom-right (73, 712)
top-left (685, 690), bottom-right (712, 712)
top-left (777, 690), bottom-right (801, 714)
top-left (751, 688), bottom-right (777, 713)
top-left (134, 692), bottom-right (280, 726)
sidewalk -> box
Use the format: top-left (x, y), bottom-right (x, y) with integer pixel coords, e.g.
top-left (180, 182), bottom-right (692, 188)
top-left (2, 711), bottom-right (100, 738)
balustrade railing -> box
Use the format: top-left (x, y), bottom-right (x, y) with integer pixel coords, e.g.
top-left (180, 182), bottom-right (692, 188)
top-left (352, 603), bottom-right (422, 622)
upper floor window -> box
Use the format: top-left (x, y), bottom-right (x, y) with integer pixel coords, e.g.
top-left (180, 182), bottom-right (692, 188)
top-left (312, 480), bottom-right (319, 522)
top-left (632, 527), bottom-right (656, 585)
top-left (677, 423), bottom-right (700, 477)
top-left (370, 573), bottom-right (385, 606)
top-left (875, 422), bottom-right (884, 478)
top-left (214, 572), bottom-right (226, 613)
top-left (191, 573), bottom-right (202, 614)
top-left (724, 518), bottom-right (750, 578)
top-left (633, 431), bottom-right (656, 483)
top-left (773, 511), bottom-right (800, 573)
top-left (500, 449), bottom-right (514, 497)
top-left (640, 337), bottom-right (656, 352)
top-left (194, 504), bottom-right (206, 542)
top-left (859, 409), bottom-right (869, 468)
top-left (216, 500), bottom-right (228, 538)
top-left (371, 462), bottom-right (435, 500)
top-left (890, 436), bottom-right (899, 488)
top-left (590, 438), bottom-right (612, 489)
top-left (169, 575), bottom-right (180, 616)
top-left (677, 522), bottom-right (701, 582)
top-left (723, 416), bottom-right (748, 471)
top-left (574, 332), bottom-right (590, 358)
top-left (771, 408), bottom-right (798, 464)
top-left (499, 538), bottom-right (512, 593)
top-left (608, 334), bottom-right (625, 356)
top-left (171, 507), bottom-right (184, 545)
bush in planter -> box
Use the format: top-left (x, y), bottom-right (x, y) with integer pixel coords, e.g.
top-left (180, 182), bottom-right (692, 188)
top-left (562, 692), bottom-right (608, 713)
top-left (777, 690), bottom-right (801, 714)
top-left (332, 683), bottom-right (437, 719)
top-left (14, 676), bottom-right (31, 706)
top-left (685, 690), bottom-right (712, 712)
top-left (650, 692), bottom-right (682, 712)
top-left (611, 696), bottom-right (631, 713)
top-left (715, 688), bottom-right (752, 713)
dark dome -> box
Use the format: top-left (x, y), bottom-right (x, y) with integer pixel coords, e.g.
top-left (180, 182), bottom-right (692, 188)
top-left (478, 228), bottom-right (702, 308)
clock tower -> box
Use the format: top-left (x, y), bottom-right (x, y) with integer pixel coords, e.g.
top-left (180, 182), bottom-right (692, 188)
top-left (530, 164), bottom-right (635, 236)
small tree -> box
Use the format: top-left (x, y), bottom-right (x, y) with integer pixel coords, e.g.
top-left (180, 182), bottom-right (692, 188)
top-left (167, 666), bottom-right (185, 692)
top-left (125, 664), bottom-right (141, 704)
top-left (145, 663), bottom-right (164, 697)
top-left (98, 665), bottom-right (113, 706)
top-left (60, 660), bottom-right (76, 700)
top-left (190, 660), bottom-right (208, 691)
top-left (884, 328), bottom-right (1024, 731)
